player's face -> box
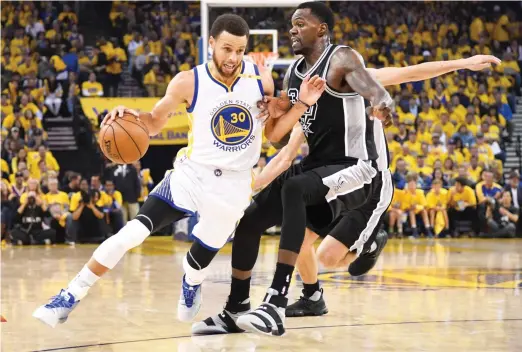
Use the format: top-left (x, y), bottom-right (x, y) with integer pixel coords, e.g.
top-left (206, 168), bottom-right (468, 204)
top-left (290, 9), bottom-right (323, 55)
top-left (210, 31), bottom-right (247, 78)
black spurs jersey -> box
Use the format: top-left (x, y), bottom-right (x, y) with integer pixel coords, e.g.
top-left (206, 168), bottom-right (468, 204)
top-left (287, 44), bottom-right (390, 172)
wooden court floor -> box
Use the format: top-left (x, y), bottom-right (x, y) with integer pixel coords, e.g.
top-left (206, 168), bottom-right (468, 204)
top-left (1, 237), bottom-right (521, 352)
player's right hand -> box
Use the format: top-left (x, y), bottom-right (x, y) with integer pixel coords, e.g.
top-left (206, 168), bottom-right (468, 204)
top-left (101, 105), bottom-right (140, 127)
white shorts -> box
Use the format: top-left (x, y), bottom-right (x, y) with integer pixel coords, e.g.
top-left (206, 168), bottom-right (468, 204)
top-left (149, 157), bottom-right (254, 250)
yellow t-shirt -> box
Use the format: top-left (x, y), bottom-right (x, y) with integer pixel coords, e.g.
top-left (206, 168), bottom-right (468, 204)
top-left (144, 70), bottom-right (157, 84)
top-left (81, 81), bottom-right (104, 96)
top-left (1, 103), bottom-right (13, 117)
top-left (28, 152), bottom-right (60, 177)
top-left (467, 166), bottom-right (482, 183)
top-left (45, 191), bottom-right (70, 211)
top-left (402, 189), bottom-right (427, 213)
top-left (470, 17), bottom-right (484, 42)
top-left (1, 159), bottom-right (10, 174)
top-left (106, 47), bottom-right (127, 74)
top-left (50, 55), bottom-right (66, 72)
top-left (106, 190), bottom-right (123, 207)
top-left (20, 191), bottom-right (45, 205)
top-left (69, 191), bottom-right (107, 211)
top-left (387, 140), bottom-right (402, 157)
top-left (494, 15), bottom-right (510, 42)
top-left (404, 141), bottom-right (422, 156)
top-left (138, 168), bottom-right (153, 202)
top-left (448, 186), bottom-right (477, 207)
top-left (388, 188), bottom-right (405, 211)
top-left (426, 188), bottom-right (449, 209)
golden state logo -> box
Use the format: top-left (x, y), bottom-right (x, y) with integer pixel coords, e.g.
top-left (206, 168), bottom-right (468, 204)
top-left (210, 100), bottom-right (255, 152)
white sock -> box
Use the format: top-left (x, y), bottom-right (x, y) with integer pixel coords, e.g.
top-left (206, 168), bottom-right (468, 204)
top-left (67, 265), bottom-right (100, 300)
top-left (183, 255), bottom-right (206, 286)
top-left (368, 241), bottom-right (377, 253)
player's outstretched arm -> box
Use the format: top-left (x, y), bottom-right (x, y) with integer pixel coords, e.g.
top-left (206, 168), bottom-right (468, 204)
top-left (101, 71), bottom-right (194, 136)
top-left (338, 47), bottom-right (393, 123)
top-left (368, 55), bottom-right (501, 86)
top-left (253, 123), bottom-right (305, 190)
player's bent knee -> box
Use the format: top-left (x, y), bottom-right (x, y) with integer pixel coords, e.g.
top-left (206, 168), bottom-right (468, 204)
top-left (316, 247), bottom-right (343, 268)
top-left (92, 219), bottom-right (151, 269)
top-left (281, 178), bottom-right (303, 197)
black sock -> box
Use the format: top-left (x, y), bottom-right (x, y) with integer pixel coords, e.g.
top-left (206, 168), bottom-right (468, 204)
top-left (269, 262), bottom-right (295, 296)
top-left (303, 281), bottom-right (320, 297)
top-left (228, 276), bottom-right (251, 304)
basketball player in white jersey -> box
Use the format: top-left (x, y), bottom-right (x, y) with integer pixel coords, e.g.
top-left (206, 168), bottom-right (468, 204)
top-left (32, 13), bottom-right (325, 328)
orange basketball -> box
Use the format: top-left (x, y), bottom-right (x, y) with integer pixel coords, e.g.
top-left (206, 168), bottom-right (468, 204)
top-left (98, 113), bottom-right (149, 164)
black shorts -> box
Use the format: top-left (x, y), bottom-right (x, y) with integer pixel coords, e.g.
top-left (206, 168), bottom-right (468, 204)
top-left (308, 170), bottom-right (394, 253)
top-left (252, 160), bottom-right (378, 233)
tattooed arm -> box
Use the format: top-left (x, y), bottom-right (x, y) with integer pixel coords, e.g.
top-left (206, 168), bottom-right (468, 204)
top-left (335, 47), bottom-right (393, 122)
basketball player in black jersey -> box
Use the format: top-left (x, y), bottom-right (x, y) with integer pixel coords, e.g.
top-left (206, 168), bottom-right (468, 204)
top-left (193, 1), bottom-right (501, 336)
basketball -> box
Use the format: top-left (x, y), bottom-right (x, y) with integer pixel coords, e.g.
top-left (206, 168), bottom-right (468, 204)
top-left (98, 113), bottom-right (149, 164)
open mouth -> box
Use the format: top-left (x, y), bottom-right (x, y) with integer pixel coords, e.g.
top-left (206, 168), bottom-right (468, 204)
top-left (223, 63), bottom-right (235, 71)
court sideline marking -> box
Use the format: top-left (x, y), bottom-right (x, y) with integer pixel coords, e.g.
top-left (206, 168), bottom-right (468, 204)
top-left (31, 318), bottom-right (522, 352)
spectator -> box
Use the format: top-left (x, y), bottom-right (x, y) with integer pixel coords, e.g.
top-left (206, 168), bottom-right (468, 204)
top-left (45, 177), bottom-right (69, 243)
top-left (103, 178), bottom-right (124, 234)
top-left (62, 172), bottom-right (81, 196)
top-left (68, 179), bottom-right (109, 243)
top-left (134, 161), bottom-right (154, 206)
top-left (11, 189), bottom-right (55, 245)
top-left (475, 169), bottom-right (502, 232)
top-left (43, 75), bottom-right (63, 116)
top-left (448, 177), bottom-right (477, 236)
top-left (106, 39), bottom-right (127, 97)
top-left (426, 179), bottom-right (450, 237)
top-left (1, 182), bottom-right (17, 238)
top-left (3, 126), bottom-right (25, 151)
top-left (504, 171), bottom-right (521, 209)
top-left (11, 148), bottom-right (28, 173)
top-left (81, 72), bottom-right (104, 97)
top-left (402, 172), bottom-right (433, 238)
top-left (9, 171), bottom-right (27, 199)
top-left (392, 158), bottom-right (407, 190)
top-left (482, 191), bottom-right (518, 238)
top-left (112, 164), bottom-right (141, 224)
top-left (387, 187), bottom-right (405, 238)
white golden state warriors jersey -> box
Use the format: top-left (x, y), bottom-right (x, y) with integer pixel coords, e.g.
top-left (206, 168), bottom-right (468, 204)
top-left (177, 61), bottom-right (264, 171)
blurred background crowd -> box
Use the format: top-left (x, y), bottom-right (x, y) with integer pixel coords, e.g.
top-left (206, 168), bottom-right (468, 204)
top-left (1, 1), bottom-right (522, 245)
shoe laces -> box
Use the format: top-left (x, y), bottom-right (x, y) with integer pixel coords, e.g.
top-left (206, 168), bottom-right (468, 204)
top-left (182, 282), bottom-right (199, 307)
top-left (45, 290), bottom-right (74, 309)
top-left (296, 294), bottom-right (314, 308)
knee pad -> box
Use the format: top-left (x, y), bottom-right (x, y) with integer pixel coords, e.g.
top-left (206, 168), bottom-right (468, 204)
top-left (93, 219), bottom-right (150, 269)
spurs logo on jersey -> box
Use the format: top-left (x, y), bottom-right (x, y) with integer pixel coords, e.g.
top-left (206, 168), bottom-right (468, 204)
top-left (176, 61), bottom-right (265, 171)
top-left (210, 100), bottom-right (255, 151)
top-left (288, 87), bottom-right (317, 137)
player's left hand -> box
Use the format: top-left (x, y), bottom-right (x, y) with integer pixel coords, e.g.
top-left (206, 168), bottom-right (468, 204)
top-left (367, 102), bottom-right (393, 127)
top-left (256, 91), bottom-right (292, 122)
top-left (462, 55), bottom-right (502, 71)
